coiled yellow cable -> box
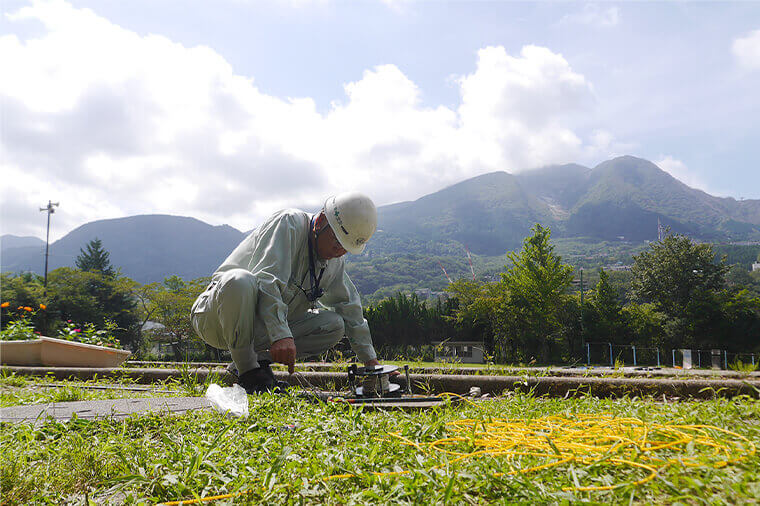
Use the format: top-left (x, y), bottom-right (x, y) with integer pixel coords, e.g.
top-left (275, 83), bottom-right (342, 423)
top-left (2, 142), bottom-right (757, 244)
top-left (325, 394), bottom-right (755, 492)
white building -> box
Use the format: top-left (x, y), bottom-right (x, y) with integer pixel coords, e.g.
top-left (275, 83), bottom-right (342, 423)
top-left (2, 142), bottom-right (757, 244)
top-left (433, 341), bottom-right (486, 364)
top-left (413, 288), bottom-right (432, 299)
top-left (753, 262), bottom-right (760, 272)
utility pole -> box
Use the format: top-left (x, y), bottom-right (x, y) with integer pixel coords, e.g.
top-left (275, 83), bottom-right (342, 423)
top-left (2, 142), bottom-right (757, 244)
top-left (39, 200), bottom-right (59, 290)
top-left (579, 267), bottom-right (585, 350)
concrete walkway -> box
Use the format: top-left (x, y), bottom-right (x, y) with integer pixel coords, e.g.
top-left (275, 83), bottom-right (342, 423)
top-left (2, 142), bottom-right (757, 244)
top-left (0, 396), bottom-right (212, 425)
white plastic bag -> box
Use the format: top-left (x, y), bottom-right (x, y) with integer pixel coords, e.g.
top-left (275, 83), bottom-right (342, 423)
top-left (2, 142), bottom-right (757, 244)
top-left (205, 383), bottom-right (249, 417)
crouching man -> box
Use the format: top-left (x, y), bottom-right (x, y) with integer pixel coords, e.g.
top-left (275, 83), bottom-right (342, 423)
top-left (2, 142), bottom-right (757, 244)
top-left (191, 192), bottom-right (382, 393)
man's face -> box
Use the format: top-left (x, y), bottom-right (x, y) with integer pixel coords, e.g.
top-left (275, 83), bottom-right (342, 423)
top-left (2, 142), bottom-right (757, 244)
top-left (316, 221), bottom-right (347, 260)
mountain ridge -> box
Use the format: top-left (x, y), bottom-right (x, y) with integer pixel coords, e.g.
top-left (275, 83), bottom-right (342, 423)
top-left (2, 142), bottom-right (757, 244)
top-left (3, 155), bottom-right (760, 284)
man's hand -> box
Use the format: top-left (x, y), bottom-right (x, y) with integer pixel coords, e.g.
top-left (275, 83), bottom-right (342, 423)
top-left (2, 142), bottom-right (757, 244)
top-left (270, 337), bottom-right (296, 374)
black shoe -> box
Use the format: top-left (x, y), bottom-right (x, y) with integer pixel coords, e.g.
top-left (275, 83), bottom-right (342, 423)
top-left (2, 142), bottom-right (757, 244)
top-left (228, 360), bottom-right (274, 381)
top-left (238, 365), bottom-right (288, 395)
top-left (258, 360), bottom-right (274, 379)
top-left (257, 360), bottom-right (290, 390)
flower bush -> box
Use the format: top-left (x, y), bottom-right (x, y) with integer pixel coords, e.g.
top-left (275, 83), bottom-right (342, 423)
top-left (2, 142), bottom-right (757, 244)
top-left (57, 320), bottom-right (121, 348)
top-left (0, 305), bottom-right (122, 349)
top-left (0, 316), bottom-right (37, 341)
top-left (0, 305), bottom-right (44, 341)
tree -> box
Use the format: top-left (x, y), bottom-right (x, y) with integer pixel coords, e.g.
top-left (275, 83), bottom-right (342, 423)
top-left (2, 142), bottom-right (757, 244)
top-left (715, 290), bottom-right (760, 352)
top-left (622, 303), bottom-right (668, 349)
top-left (76, 238), bottom-right (115, 277)
top-left (163, 275), bottom-right (187, 294)
top-left (631, 234), bottom-right (728, 318)
top-left (446, 279), bottom-right (499, 355)
top-left (46, 268), bottom-right (139, 347)
top-left (0, 272), bottom-right (47, 332)
top-left (364, 292), bottom-right (458, 351)
top-left (500, 224), bottom-right (574, 363)
top-left (139, 277), bottom-right (208, 361)
top-left (586, 269), bottom-right (628, 344)
top-left (631, 234), bottom-right (729, 348)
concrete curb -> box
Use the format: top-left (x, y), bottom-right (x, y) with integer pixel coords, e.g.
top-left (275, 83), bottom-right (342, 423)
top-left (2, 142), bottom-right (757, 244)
top-left (3, 366), bottom-right (759, 399)
top-left (124, 361), bottom-right (760, 379)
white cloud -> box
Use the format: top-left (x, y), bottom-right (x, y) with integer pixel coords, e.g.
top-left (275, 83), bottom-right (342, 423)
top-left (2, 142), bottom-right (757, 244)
top-left (559, 4), bottom-right (620, 27)
top-left (655, 156), bottom-right (712, 194)
top-left (0, 0), bottom-right (613, 240)
top-left (732, 29), bottom-right (760, 70)
top-left (380, 0), bottom-right (413, 13)
top-left (456, 45), bottom-right (594, 170)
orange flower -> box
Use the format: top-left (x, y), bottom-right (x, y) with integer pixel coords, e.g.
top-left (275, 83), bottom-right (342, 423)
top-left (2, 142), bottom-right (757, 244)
top-left (23, 306), bottom-right (33, 312)
top-left (17, 306), bottom-right (23, 310)
top-left (39, 303), bottom-right (47, 310)
top-left (0, 302), bottom-right (9, 308)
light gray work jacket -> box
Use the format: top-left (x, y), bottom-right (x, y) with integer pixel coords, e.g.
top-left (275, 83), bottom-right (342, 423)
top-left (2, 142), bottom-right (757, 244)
top-left (213, 209), bottom-right (377, 363)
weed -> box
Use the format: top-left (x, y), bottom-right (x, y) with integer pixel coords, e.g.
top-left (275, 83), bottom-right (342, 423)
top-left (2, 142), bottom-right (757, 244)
top-left (729, 360), bottom-right (759, 374)
top-left (0, 370), bottom-right (27, 387)
top-left (172, 362), bottom-right (221, 396)
top-left (49, 386), bottom-right (86, 402)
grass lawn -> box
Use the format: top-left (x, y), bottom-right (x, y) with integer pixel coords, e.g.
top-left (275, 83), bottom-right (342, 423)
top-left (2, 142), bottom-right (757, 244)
top-left (1, 375), bottom-right (759, 505)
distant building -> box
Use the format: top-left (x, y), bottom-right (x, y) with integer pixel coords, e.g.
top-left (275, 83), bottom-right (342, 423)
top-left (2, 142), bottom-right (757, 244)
top-left (413, 288), bottom-right (450, 302)
top-left (414, 288), bottom-right (432, 299)
top-left (433, 341), bottom-right (486, 364)
top-left (432, 291), bottom-right (450, 302)
top-left (605, 264), bottom-right (632, 272)
top-left (753, 262), bottom-right (760, 272)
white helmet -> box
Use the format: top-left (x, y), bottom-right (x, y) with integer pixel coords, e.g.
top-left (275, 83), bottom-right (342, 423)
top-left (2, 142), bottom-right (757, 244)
top-left (324, 192), bottom-right (377, 254)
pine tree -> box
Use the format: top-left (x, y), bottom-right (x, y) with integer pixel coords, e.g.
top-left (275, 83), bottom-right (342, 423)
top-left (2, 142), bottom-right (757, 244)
top-left (75, 238), bottom-right (115, 277)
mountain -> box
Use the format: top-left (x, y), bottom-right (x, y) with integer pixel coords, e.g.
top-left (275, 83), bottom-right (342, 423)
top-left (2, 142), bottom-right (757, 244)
top-left (1, 235), bottom-right (46, 249)
top-left (371, 156), bottom-right (760, 254)
top-left (3, 155), bottom-right (759, 285)
top-left (562, 156), bottom-right (760, 242)
top-left (375, 171), bottom-right (557, 256)
top-left (0, 215), bottom-right (245, 283)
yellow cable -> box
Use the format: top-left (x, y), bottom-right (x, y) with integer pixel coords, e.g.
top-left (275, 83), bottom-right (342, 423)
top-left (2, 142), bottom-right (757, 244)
top-left (158, 489), bottom-right (252, 505)
top-left (325, 397), bottom-right (754, 493)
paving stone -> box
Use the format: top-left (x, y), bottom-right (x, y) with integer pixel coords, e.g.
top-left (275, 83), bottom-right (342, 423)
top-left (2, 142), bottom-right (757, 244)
top-left (0, 396), bottom-right (212, 425)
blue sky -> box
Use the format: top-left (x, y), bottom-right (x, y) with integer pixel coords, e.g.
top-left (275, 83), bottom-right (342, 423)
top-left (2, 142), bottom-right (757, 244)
top-left (1, 0), bottom-right (759, 240)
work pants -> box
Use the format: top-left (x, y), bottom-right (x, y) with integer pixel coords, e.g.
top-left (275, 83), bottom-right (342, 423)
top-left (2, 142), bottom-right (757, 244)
top-left (191, 268), bottom-right (344, 374)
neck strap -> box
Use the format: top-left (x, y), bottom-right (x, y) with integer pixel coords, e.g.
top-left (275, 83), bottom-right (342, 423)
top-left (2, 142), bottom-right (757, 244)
top-left (306, 215), bottom-right (325, 303)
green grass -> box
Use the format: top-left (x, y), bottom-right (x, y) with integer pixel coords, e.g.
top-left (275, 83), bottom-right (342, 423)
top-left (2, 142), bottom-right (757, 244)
top-left (2, 387), bottom-right (759, 504)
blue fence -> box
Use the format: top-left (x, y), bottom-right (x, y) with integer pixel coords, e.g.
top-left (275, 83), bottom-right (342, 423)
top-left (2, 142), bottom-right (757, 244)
top-left (585, 342), bottom-right (757, 369)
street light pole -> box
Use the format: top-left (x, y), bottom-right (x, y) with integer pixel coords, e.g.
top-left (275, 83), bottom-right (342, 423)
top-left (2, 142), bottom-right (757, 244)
top-left (39, 200), bottom-right (59, 290)
top-left (579, 267), bottom-right (585, 351)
